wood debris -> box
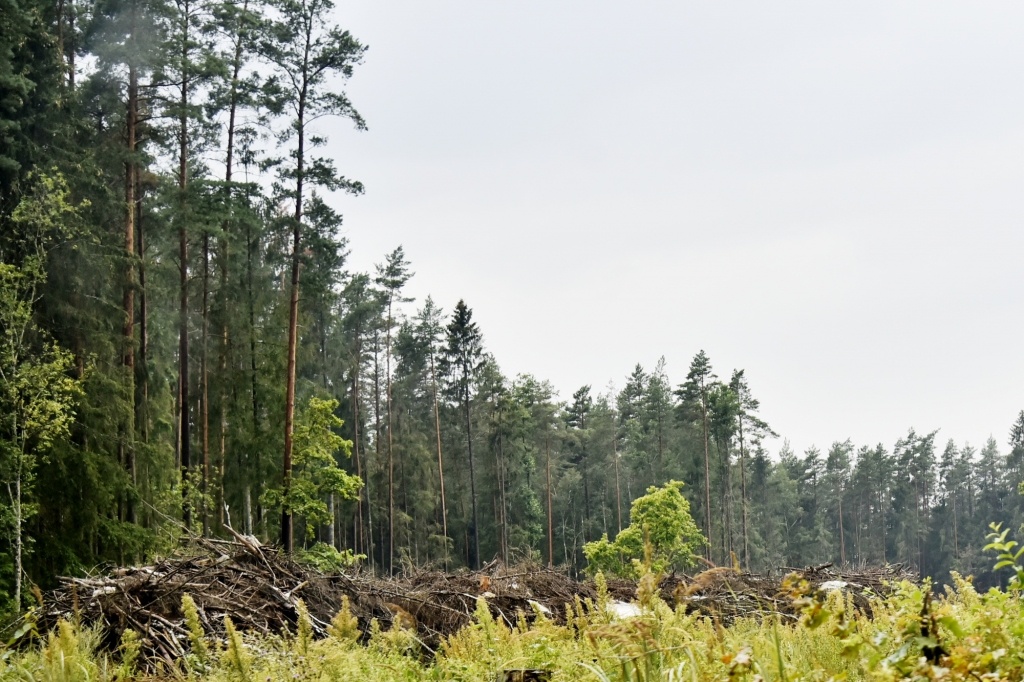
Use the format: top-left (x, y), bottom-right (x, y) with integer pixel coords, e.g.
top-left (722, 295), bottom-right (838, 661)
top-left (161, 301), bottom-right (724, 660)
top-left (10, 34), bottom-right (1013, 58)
top-left (40, 537), bottom-right (916, 670)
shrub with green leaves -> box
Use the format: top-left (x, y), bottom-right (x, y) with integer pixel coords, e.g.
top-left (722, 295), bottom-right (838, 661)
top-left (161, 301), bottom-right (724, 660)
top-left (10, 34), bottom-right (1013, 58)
top-left (261, 397), bottom-right (363, 540)
top-left (583, 481), bottom-right (706, 578)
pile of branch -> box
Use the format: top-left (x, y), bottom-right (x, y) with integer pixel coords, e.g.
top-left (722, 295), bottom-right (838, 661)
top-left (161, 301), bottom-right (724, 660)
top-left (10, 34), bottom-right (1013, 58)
top-left (41, 538), bottom-right (915, 670)
top-left (43, 537), bottom-right (339, 668)
top-left (42, 537), bottom-right (594, 669)
top-left (659, 562), bottom-right (917, 621)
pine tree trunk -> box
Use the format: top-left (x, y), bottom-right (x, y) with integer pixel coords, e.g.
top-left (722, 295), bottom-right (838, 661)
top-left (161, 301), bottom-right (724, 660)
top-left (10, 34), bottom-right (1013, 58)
top-left (465, 381), bottom-right (479, 569)
top-left (123, 56), bottom-right (138, 526)
top-left (613, 436), bottom-right (622, 534)
top-left (952, 491), bottom-right (958, 559)
top-left (245, 219), bottom-right (260, 536)
top-left (137, 169), bottom-right (148, 445)
top-left (701, 384), bottom-right (712, 562)
top-left (219, 5), bottom-right (244, 529)
top-left (352, 364), bottom-right (364, 554)
top-left (178, 16), bottom-right (191, 526)
top-left (429, 352), bottom-right (447, 567)
top-left (243, 485), bottom-right (252, 535)
top-left (386, 298), bottom-right (394, 575)
top-left (722, 437), bottom-right (732, 561)
top-left (546, 432), bottom-right (553, 569)
top-left (282, 222), bottom-right (300, 553)
top-left (372, 334), bottom-right (381, 569)
top-left (838, 494), bottom-right (845, 564)
top-left (495, 429), bottom-right (506, 564)
top-left (204, 236), bottom-right (216, 530)
top-left (281, 78), bottom-right (307, 554)
top-left (738, 419), bottom-right (749, 570)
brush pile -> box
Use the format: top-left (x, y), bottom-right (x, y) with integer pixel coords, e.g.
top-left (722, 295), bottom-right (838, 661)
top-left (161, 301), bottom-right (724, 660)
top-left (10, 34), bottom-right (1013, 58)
top-left (41, 535), bottom-right (594, 667)
top-left (40, 535), bottom-right (915, 668)
top-left (660, 563), bottom-right (916, 621)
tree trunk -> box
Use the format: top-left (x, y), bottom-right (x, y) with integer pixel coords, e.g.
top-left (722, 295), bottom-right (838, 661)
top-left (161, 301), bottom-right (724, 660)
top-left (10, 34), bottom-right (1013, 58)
top-left (613, 435), bottom-right (622, 534)
top-left (722, 437), bottom-right (732, 561)
top-left (465, 382), bottom-right (479, 569)
top-left (219, 2), bottom-right (245, 529)
top-left (581, 412), bottom-right (590, 541)
top-left (137, 168), bottom-right (148, 445)
top-left (123, 57), bottom-right (138, 525)
top-left (178, 18), bottom-right (191, 526)
top-left (738, 418), bottom-right (749, 570)
top-left (372, 333), bottom-right (381, 569)
top-left (245, 218), bottom-right (260, 537)
top-left (243, 485), bottom-right (252, 535)
top-left (952, 491), bottom-right (959, 559)
top-left (385, 297), bottom-right (394, 575)
top-left (701, 383), bottom-right (712, 562)
top-left (201, 229), bottom-right (210, 536)
top-left (496, 429), bottom-right (506, 564)
top-left (429, 352), bottom-right (447, 567)
top-left (352, 362), bottom-right (364, 555)
top-left (838, 493), bottom-right (845, 564)
top-left (281, 220), bottom-right (300, 553)
top-left (546, 432), bottom-right (553, 569)
top-left (281, 76), bottom-right (307, 553)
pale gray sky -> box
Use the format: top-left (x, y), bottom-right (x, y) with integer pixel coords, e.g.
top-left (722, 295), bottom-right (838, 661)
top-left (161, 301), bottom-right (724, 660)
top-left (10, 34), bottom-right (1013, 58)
top-left (324, 1), bottom-right (1024, 456)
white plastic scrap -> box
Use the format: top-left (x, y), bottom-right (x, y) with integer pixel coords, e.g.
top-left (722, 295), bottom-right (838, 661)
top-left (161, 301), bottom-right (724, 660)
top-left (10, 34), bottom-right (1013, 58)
top-left (91, 585), bottom-right (117, 598)
top-left (527, 600), bottom-right (551, 614)
top-left (607, 601), bottom-right (642, 619)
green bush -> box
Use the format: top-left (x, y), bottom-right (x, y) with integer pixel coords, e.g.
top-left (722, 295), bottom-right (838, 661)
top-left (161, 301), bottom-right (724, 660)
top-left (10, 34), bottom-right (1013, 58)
top-left (583, 481), bottom-right (706, 578)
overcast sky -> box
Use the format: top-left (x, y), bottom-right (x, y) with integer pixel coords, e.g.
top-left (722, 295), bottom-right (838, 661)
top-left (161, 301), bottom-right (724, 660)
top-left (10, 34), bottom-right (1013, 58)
top-left (321, 1), bottom-right (1024, 457)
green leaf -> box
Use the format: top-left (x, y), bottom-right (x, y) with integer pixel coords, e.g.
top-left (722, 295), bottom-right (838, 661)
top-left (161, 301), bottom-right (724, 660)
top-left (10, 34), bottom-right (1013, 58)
top-left (938, 616), bottom-right (964, 638)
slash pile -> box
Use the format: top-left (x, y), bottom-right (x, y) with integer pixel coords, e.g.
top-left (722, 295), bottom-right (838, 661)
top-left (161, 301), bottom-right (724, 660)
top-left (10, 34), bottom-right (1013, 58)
top-left (40, 535), bottom-right (916, 670)
top-left (41, 536), bottom-right (595, 667)
top-left (658, 563), bottom-right (916, 621)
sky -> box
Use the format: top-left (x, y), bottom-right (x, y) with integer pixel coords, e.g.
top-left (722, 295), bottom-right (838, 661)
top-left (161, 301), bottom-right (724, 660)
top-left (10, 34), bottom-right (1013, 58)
top-left (320, 1), bottom-right (1024, 456)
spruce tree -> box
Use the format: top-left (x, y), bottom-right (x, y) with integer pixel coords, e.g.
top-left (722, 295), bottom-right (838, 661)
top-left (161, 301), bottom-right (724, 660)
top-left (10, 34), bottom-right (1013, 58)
top-left (440, 301), bottom-right (484, 568)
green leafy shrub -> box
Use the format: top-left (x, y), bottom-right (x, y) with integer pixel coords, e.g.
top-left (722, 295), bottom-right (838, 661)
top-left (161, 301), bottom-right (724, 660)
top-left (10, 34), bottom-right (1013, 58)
top-left (583, 481), bottom-right (706, 578)
top-left (261, 398), bottom-right (363, 540)
top-left (296, 542), bottom-right (365, 573)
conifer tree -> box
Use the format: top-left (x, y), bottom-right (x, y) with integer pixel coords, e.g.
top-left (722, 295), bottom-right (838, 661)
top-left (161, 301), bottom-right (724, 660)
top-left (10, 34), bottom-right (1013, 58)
top-left (375, 246), bottom-right (412, 575)
top-left (260, 0), bottom-right (366, 551)
top-left (440, 301), bottom-right (484, 568)
top-left (729, 369), bottom-right (774, 569)
top-left (678, 351), bottom-right (715, 562)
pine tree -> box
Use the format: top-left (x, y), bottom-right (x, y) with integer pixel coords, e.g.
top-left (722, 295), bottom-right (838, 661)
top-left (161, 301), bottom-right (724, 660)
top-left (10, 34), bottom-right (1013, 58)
top-left (677, 351), bottom-right (715, 562)
top-left (728, 369), bottom-right (774, 569)
top-left (374, 246), bottom-right (412, 575)
top-left (825, 440), bottom-right (853, 564)
top-left (260, 0), bottom-right (366, 551)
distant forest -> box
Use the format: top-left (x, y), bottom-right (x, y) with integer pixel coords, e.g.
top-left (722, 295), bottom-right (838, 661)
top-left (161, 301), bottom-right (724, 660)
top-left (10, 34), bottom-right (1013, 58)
top-left (2, 0), bottom-right (1023, 614)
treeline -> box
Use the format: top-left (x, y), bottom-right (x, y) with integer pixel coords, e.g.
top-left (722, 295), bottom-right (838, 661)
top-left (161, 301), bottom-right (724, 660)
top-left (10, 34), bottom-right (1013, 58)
top-left (2, 0), bottom-right (1023, 614)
